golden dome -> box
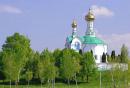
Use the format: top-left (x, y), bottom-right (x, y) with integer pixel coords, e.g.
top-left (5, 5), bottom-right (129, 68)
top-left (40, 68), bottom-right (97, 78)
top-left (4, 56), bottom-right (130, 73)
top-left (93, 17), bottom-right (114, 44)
top-left (85, 9), bottom-right (95, 21)
top-left (72, 20), bottom-right (77, 28)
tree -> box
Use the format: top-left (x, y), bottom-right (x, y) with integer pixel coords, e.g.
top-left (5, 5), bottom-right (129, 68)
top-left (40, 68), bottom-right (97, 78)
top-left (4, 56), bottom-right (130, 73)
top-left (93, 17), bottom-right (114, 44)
top-left (102, 53), bottom-right (106, 63)
top-left (38, 59), bottom-right (45, 88)
top-left (24, 51), bottom-right (39, 79)
top-left (107, 54), bottom-right (111, 62)
top-left (128, 60), bottom-right (130, 86)
top-left (2, 51), bottom-right (20, 88)
top-left (2, 33), bottom-right (32, 87)
top-left (111, 50), bottom-right (116, 62)
top-left (25, 70), bottom-right (33, 88)
top-left (22, 51), bottom-right (35, 88)
top-left (0, 52), bottom-right (5, 82)
top-left (39, 49), bottom-right (58, 88)
top-left (80, 51), bottom-right (97, 83)
top-left (60, 49), bottom-right (81, 86)
top-left (71, 50), bottom-right (81, 87)
top-left (120, 44), bottom-right (128, 63)
top-left (53, 49), bottom-right (62, 68)
top-left (79, 49), bottom-right (83, 55)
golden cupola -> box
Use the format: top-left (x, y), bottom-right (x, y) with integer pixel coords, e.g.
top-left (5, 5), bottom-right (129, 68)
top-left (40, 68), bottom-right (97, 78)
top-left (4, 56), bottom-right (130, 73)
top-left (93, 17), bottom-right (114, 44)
top-left (72, 20), bottom-right (77, 28)
top-left (85, 9), bottom-right (95, 21)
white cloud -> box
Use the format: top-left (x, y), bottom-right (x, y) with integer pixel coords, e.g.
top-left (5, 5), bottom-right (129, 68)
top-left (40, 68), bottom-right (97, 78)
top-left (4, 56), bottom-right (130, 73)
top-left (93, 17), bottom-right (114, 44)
top-left (91, 5), bottom-right (114, 17)
top-left (96, 32), bottom-right (130, 54)
top-left (0, 5), bottom-right (22, 14)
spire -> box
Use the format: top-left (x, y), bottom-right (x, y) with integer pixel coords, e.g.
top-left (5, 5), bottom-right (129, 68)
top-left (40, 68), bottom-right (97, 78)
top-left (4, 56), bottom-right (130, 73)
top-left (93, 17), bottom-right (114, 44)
top-left (71, 20), bottom-right (77, 38)
top-left (72, 20), bottom-right (77, 28)
top-left (85, 8), bottom-right (95, 36)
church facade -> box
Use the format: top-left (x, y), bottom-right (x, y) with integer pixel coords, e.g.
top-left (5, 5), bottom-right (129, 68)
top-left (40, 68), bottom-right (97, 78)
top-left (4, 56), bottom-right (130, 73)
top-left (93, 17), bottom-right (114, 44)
top-left (65, 9), bottom-right (107, 64)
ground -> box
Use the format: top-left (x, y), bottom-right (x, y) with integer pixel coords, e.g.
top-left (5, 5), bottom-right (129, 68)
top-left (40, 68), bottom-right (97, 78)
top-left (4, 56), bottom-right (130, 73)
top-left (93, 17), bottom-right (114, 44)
top-left (0, 80), bottom-right (128, 88)
top-left (0, 70), bottom-right (128, 88)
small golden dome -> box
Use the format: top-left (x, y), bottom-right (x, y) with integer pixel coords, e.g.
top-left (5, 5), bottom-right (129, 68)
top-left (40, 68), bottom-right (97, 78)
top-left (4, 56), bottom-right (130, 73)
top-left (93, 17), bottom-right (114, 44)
top-left (72, 20), bottom-right (77, 28)
top-left (85, 9), bottom-right (95, 21)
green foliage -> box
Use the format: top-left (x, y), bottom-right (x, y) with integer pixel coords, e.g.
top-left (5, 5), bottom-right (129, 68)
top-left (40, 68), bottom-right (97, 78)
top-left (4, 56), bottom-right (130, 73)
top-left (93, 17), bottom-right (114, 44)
top-left (25, 69), bottom-right (33, 82)
top-left (2, 33), bottom-right (32, 86)
top-left (0, 52), bottom-right (5, 80)
top-left (2, 52), bottom-right (17, 81)
top-left (23, 51), bottom-right (39, 79)
top-left (38, 59), bottom-right (45, 83)
top-left (107, 54), bottom-right (111, 62)
top-left (39, 49), bottom-right (58, 84)
top-left (22, 51), bottom-right (38, 81)
top-left (120, 44), bottom-right (129, 63)
top-left (102, 53), bottom-right (106, 63)
top-left (60, 49), bottom-right (81, 85)
top-left (53, 49), bottom-right (62, 68)
top-left (80, 51), bottom-right (97, 83)
top-left (110, 64), bottom-right (128, 87)
top-left (128, 60), bottom-right (130, 82)
top-left (110, 50), bottom-right (120, 62)
top-left (111, 50), bottom-right (116, 61)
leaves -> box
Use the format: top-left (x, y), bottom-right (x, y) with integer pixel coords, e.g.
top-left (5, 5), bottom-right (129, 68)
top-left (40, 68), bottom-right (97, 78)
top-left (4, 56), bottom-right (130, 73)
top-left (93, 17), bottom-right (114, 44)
top-left (2, 32), bottom-right (32, 82)
top-left (60, 49), bottom-right (81, 83)
top-left (80, 52), bottom-right (97, 82)
top-left (38, 48), bottom-right (58, 83)
top-left (120, 44), bottom-right (128, 63)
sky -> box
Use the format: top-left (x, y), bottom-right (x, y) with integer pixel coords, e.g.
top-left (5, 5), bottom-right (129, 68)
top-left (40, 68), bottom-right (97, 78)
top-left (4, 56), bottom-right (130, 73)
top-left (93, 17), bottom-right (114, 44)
top-left (0, 0), bottom-right (130, 55)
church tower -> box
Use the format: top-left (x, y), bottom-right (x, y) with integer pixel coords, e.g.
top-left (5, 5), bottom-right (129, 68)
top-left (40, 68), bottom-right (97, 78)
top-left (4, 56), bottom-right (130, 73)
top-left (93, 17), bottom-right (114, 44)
top-left (65, 20), bottom-right (82, 52)
top-left (72, 20), bottom-right (78, 38)
top-left (82, 8), bottom-right (107, 63)
top-left (85, 9), bottom-right (95, 36)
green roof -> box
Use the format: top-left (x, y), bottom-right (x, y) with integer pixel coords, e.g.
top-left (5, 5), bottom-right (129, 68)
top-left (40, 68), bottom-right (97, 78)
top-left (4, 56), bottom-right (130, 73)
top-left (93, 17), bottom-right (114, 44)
top-left (66, 36), bottom-right (82, 43)
top-left (66, 35), bottom-right (106, 45)
top-left (66, 36), bottom-right (72, 43)
top-left (82, 35), bottom-right (105, 44)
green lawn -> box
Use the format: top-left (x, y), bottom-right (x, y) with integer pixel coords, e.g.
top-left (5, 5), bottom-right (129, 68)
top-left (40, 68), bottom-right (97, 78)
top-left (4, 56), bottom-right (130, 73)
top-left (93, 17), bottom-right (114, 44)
top-left (0, 71), bottom-right (129, 88)
top-left (0, 83), bottom-right (100, 88)
top-left (0, 82), bottom-right (128, 88)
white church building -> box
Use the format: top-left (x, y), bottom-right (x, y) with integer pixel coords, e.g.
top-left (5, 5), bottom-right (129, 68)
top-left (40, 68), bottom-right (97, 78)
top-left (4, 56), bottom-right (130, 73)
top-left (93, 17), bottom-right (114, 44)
top-left (65, 9), bottom-right (107, 64)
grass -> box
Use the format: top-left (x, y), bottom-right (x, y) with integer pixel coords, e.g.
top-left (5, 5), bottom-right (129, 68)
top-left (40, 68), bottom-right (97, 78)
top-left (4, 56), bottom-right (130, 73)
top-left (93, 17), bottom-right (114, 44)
top-left (0, 71), bottom-right (129, 88)
top-left (0, 80), bottom-right (128, 88)
top-left (0, 83), bottom-right (105, 88)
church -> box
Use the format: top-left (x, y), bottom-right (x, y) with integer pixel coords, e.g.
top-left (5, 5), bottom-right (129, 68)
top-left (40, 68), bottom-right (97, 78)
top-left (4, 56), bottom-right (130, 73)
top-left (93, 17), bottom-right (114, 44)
top-left (65, 9), bottom-right (107, 64)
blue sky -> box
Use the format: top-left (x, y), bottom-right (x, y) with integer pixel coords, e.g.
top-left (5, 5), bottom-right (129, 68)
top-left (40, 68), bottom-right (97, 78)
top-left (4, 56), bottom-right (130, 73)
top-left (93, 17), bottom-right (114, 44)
top-left (0, 0), bottom-right (130, 54)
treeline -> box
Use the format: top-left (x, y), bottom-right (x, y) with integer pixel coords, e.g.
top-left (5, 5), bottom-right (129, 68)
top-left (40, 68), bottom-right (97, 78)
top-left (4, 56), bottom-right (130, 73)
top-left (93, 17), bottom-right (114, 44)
top-left (0, 33), bottom-right (129, 88)
top-left (0, 33), bottom-right (97, 87)
top-left (108, 45), bottom-right (129, 63)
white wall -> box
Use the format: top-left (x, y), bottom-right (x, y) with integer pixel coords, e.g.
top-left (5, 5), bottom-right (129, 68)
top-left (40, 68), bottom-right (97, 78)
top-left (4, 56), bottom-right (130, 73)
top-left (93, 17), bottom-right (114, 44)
top-left (83, 44), bottom-right (107, 63)
top-left (71, 38), bottom-right (82, 52)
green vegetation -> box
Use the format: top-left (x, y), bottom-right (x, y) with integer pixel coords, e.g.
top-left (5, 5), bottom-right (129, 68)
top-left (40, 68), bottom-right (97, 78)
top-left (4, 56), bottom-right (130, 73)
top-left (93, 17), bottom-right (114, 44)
top-left (120, 44), bottom-right (129, 63)
top-left (0, 32), bottom-right (129, 88)
top-left (80, 52), bottom-right (96, 83)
